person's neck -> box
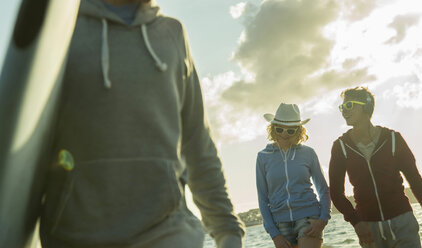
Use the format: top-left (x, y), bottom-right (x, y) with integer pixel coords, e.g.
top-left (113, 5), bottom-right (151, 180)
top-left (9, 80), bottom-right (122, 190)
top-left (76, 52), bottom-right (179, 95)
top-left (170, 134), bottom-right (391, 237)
top-left (351, 121), bottom-right (376, 144)
top-left (275, 140), bottom-right (291, 152)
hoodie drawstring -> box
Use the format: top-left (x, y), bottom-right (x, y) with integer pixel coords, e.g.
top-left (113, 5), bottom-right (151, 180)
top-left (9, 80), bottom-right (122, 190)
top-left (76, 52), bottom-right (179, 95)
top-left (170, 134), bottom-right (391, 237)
top-left (378, 221), bottom-right (387, 240)
top-left (100, 20), bottom-right (168, 89)
top-left (291, 148), bottom-right (296, 160)
top-left (101, 19), bottom-right (112, 89)
top-left (141, 24), bottom-right (167, 72)
top-left (387, 219), bottom-right (396, 240)
top-left (378, 220), bottom-right (396, 241)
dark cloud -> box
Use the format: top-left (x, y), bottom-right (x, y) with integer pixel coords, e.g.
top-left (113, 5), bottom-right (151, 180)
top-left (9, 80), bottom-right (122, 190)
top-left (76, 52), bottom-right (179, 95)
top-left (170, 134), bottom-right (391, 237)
top-left (342, 57), bottom-right (363, 70)
top-left (221, 0), bottom-right (376, 110)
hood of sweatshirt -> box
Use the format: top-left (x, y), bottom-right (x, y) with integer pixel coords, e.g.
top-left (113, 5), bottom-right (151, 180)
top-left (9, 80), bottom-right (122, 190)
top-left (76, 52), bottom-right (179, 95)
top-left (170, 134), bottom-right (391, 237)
top-left (80, 0), bottom-right (167, 89)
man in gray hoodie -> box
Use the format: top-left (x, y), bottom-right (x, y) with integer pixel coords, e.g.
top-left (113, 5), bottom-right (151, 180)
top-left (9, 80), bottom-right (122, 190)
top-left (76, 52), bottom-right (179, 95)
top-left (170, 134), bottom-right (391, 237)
top-left (39, 0), bottom-right (245, 247)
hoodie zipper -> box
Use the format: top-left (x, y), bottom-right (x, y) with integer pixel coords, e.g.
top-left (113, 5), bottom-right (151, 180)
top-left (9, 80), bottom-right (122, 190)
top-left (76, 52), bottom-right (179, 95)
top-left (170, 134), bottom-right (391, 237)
top-left (345, 141), bottom-right (387, 220)
top-left (365, 159), bottom-right (385, 220)
top-left (279, 148), bottom-right (293, 221)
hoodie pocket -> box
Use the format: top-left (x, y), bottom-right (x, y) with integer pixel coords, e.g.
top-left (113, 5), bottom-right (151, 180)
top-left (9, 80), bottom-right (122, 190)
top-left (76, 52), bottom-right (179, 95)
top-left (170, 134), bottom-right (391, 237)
top-left (46, 158), bottom-right (182, 244)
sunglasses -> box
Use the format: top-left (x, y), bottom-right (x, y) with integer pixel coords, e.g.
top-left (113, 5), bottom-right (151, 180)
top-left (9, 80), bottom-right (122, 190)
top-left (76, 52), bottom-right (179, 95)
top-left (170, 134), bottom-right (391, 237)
top-left (338, 101), bottom-right (366, 112)
top-left (275, 127), bottom-right (298, 135)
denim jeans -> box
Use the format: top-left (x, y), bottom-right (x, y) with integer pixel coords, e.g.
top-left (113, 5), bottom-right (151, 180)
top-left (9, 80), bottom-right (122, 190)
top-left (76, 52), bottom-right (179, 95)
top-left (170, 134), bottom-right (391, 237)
top-left (276, 215), bottom-right (322, 245)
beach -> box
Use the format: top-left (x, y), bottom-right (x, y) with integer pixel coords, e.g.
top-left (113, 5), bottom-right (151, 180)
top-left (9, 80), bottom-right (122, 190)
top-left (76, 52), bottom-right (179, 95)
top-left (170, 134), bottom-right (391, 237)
top-left (204, 203), bottom-right (422, 248)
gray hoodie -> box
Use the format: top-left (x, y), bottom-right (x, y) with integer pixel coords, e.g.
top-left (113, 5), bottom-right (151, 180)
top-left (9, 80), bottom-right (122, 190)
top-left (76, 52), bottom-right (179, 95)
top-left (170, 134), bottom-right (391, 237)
top-left (40, 0), bottom-right (244, 247)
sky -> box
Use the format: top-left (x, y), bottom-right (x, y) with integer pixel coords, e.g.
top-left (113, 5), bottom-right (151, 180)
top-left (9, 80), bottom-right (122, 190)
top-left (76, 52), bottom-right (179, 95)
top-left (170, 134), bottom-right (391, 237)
top-left (1, 0), bottom-right (422, 217)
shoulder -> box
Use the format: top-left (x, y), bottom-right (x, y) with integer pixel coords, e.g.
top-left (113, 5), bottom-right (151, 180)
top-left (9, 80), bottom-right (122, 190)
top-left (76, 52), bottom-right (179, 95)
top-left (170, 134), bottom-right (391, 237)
top-left (294, 144), bottom-right (313, 156)
top-left (377, 126), bottom-right (403, 141)
top-left (258, 145), bottom-right (274, 156)
top-left (377, 126), bottom-right (394, 133)
top-left (155, 16), bottom-right (186, 40)
top-left (156, 15), bottom-right (183, 30)
top-left (297, 144), bottom-right (313, 151)
top-left (378, 126), bottom-right (400, 135)
top-left (257, 144), bottom-right (276, 160)
top-left (331, 129), bottom-right (353, 147)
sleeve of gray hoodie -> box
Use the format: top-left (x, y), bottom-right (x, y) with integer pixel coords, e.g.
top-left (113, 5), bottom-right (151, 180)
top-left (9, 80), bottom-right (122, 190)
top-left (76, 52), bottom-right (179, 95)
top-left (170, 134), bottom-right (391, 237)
top-left (178, 24), bottom-right (245, 247)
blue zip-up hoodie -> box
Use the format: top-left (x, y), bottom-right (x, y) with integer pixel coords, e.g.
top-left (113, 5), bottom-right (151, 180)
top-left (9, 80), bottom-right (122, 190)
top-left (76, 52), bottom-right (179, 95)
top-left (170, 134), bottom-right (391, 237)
top-left (256, 143), bottom-right (331, 238)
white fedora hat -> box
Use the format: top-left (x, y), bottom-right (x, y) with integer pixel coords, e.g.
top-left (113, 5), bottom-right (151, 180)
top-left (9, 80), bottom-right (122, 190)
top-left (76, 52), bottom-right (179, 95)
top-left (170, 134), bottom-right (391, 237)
top-left (264, 103), bottom-right (310, 126)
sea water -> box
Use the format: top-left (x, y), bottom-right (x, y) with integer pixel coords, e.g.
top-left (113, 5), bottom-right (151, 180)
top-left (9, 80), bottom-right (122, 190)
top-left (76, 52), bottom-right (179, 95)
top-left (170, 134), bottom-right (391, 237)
top-left (204, 203), bottom-right (422, 248)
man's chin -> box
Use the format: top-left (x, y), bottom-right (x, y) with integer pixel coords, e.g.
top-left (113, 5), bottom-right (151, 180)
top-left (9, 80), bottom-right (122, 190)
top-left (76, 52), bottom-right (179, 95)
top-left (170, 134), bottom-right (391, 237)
top-left (345, 120), bottom-right (354, 126)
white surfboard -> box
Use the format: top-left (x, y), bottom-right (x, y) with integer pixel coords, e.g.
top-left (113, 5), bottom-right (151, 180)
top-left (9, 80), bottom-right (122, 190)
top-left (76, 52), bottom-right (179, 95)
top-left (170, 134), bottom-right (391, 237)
top-left (0, 0), bottom-right (80, 247)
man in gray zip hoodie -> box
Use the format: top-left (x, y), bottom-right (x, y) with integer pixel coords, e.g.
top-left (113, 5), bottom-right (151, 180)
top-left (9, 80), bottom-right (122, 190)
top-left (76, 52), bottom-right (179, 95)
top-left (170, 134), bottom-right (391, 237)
top-left (39, 0), bottom-right (245, 247)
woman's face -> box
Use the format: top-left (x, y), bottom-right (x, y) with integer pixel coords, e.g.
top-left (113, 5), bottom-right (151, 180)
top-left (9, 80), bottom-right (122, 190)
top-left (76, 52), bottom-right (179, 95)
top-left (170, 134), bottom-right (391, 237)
top-left (339, 97), bottom-right (367, 126)
top-left (274, 124), bottom-right (299, 143)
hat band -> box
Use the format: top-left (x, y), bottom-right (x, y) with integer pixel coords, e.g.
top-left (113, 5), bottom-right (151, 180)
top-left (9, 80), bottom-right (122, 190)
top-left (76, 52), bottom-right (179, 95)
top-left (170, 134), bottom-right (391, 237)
top-left (274, 118), bottom-right (301, 123)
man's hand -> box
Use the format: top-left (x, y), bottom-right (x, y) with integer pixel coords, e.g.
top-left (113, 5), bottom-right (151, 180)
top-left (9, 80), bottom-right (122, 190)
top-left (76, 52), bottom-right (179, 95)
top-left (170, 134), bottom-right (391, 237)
top-left (354, 222), bottom-right (374, 245)
top-left (272, 235), bottom-right (292, 248)
top-left (303, 219), bottom-right (326, 238)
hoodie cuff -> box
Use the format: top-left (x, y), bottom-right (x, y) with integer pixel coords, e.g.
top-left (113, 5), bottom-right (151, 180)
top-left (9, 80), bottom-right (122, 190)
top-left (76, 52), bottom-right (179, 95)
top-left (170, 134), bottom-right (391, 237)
top-left (268, 228), bottom-right (281, 239)
top-left (320, 213), bottom-right (331, 223)
top-left (215, 233), bottom-right (243, 248)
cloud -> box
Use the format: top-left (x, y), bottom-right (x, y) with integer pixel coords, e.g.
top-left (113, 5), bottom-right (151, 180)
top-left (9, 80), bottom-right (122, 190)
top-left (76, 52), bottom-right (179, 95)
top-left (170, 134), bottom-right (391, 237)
top-left (413, 48), bottom-right (422, 58)
top-left (202, 72), bottom-right (266, 144)
top-left (385, 14), bottom-right (421, 44)
top-left (381, 75), bottom-right (422, 109)
top-left (222, 0), bottom-right (376, 110)
top-left (230, 2), bottom-right (247, 19)
top-left (340, 0), bottom-right (378, 21)
top-left (342, 57), bottom-right (363, 70)
top-left (206, 0), bottom-right (418, 143)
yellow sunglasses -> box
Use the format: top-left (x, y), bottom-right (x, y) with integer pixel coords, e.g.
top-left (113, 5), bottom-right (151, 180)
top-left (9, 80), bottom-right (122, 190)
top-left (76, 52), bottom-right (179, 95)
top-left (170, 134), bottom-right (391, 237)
top-left (338, 101), bottom-right (366, 112)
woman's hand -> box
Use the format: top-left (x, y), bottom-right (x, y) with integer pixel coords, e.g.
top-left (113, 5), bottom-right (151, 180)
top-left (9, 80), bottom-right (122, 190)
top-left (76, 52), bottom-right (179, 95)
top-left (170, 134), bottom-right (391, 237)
top-left (272, 234), bottom-right (292, 248)
top-left (354, 221), bottom-right (374, 245)
top-left (303, 219), bottom-right (326, 238)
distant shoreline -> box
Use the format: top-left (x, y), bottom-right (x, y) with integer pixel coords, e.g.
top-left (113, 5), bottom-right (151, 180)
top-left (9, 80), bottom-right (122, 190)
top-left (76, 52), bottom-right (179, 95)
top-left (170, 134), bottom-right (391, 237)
top-left (239, 187), bottom-right (418, 227)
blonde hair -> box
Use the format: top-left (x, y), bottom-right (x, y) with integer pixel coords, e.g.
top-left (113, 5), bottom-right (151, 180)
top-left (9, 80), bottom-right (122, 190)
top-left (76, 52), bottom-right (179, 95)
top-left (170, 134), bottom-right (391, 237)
top-left (266, 123), bottom-right (309, 145)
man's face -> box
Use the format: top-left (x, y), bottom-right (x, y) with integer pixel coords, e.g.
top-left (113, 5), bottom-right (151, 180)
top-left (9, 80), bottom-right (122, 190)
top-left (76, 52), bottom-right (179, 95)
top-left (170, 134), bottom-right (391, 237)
top-left (340, 98), bottom-right (367, 126)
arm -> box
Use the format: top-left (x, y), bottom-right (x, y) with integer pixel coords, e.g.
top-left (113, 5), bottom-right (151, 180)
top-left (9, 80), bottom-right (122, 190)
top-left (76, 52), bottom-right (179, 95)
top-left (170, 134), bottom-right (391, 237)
top-left (256, 155), bottom-right (280, 239)
top-left (329, 141), bottom-right (374, 244)
top-left (328, 141), bottom-right (361, 226)
top-left (309, 149), bottom-right (331, 223)
top-left (179, 25), bottom-right (244, 248)
top-left (395, 132), bottom-right (422, 205)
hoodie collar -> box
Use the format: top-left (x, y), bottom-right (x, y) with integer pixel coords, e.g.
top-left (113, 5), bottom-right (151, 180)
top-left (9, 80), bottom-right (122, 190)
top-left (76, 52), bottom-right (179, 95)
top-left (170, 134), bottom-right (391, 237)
top-left (341, 126), bottom-right (390, 152)
top-left (264, 143), bottom-right (300, 152)
top-left (80, 0), bottom-right (160, 26)
top-left (264, 143), bottom-right (299, 161)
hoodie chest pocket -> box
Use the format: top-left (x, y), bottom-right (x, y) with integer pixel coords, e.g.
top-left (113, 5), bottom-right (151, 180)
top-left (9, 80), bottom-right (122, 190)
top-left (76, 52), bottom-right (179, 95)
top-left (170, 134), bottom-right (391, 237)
top-left (45, 158), bottom-right (182, 244)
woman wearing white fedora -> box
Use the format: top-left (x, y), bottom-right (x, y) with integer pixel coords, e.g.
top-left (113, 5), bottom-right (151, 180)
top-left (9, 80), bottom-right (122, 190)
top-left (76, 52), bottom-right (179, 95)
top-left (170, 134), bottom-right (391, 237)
top-left (256, 103), bottom-right (331, 248)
